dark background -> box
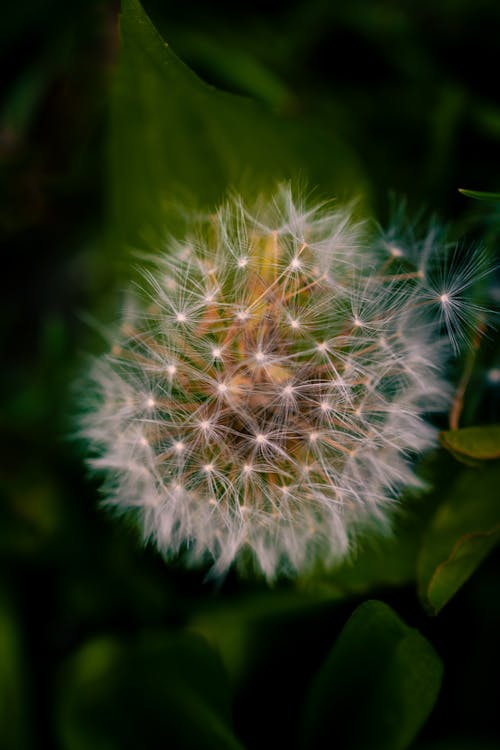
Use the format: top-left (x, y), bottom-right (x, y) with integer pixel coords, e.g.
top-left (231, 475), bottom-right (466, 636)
top-left (1, 1), bottom-right (500, 748)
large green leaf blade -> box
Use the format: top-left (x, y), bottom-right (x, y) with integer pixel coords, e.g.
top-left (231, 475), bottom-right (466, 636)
top-left (300, 600), bottom-right (443, 750)
top-left (111, 0), bottom-right (366, 244)
top-left (418, 464), bottom-right (500, 615)
top-left (55, 631), bottom-right (244, 750)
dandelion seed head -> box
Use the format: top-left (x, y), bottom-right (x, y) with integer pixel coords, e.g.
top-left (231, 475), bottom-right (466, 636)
top-left (80, 185), bottom-right (493, 580)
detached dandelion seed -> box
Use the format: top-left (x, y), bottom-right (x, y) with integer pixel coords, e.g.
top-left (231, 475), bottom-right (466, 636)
top-left (80, 186), bottom-right (492, 580)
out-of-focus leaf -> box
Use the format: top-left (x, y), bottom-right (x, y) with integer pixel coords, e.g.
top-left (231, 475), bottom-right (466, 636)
top-left (415, 741), bottom-right (500, 750)
top-left (0, 590), bottom-right (31, 750)
top-left (439, 425), bottom-right (500, 463)
top-left (300, 600), bottom-right (443, 750)
top-left (458, 189), bottom-right (500, 201)
top-left (418, 464), bottom-right (500, 615)
top-left (111, 0), bottom-right (366, 244)
top-left (192, 589), bottom-right (338, 686)
top-left (165, 29), bottom-right (293, 109)
top-left (55, 632), bottom-right (244, 750)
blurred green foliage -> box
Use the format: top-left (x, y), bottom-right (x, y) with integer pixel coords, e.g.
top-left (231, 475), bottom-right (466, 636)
top-left (301, 601), bottom-right (443, 750)
top-left (1, 0), bottom-right (500, 748)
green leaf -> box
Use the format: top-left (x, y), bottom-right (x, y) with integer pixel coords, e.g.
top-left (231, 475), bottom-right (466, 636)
top-left (55, 631), bottom-right (244, 750)
top-left (415, 741), bottom-right (500, 750)
top-left (0, 589), bottom-right (32, 750)
top-left (300, 600), bottom-right (443, 750)
top-left (458, 188), bottom-right (500, 201)
top-left (439, 425), bottom-right (500, 463)
top-left (111, 0), bottom-right (367, 244)
top-left (192, 588), bottom-right (339, 686)
top-left (418, 463), bottom-right (500, 615)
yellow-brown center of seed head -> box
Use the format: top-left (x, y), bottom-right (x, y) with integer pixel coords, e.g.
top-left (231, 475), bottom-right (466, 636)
top-left (119, 222), bottom-right (365, 524)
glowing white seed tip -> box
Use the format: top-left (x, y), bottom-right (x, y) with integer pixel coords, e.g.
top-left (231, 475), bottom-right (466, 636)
top-left (488, 368), bottom-right (500, 384)
top-left (145, 397), bottom-right (155, 409)
top-left (167, 364), bottom-right (177, 376)
top-left (217, 383), bottom-right (228, 394)
top-left (255, 433), bottom-right (267, 445)
top-left (243, 464), bottom-right (252, 474)
top-left (290, 256), bottom-right (302, 269)
top-left (440, 293), bottom-right (449, 304)
top-left (237, 257), bottom-right (248, 268)
top-left (211, 346), bottom-right (222, 358)
top-left (255, 350), bottom-right (266, 362)
top-left (389, 245), bottom-right (403, 257)
top-left (316, 341), bottom-right (328, 353)
top-left (236, 310), bottom-right (249, 321)
top-left (174, 441), bottom-right (185, 453)
top-left (320, 401), bottom-right (330, 412)
top-left (353, 317), bottom-right (363, 328)
top-left (309, 432), bottom-right (319, 443)
top-left (139, 436), bottom-right (148, 447)
top-left (203, 463), bottom-right (214, 473)
top-left (175, 312), bottom-right (187, 323)
top-left (289, 318), bottom-right (300, 329)
top-left (282, 384), bottom-right (294, 397)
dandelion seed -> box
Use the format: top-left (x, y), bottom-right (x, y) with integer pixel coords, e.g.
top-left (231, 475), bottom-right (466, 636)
top-left (80, 185), bottom-right (494, 580)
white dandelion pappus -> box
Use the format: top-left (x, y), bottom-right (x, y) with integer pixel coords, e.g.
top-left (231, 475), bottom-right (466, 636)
top-left (81, 186), bottom-right (491, 580)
